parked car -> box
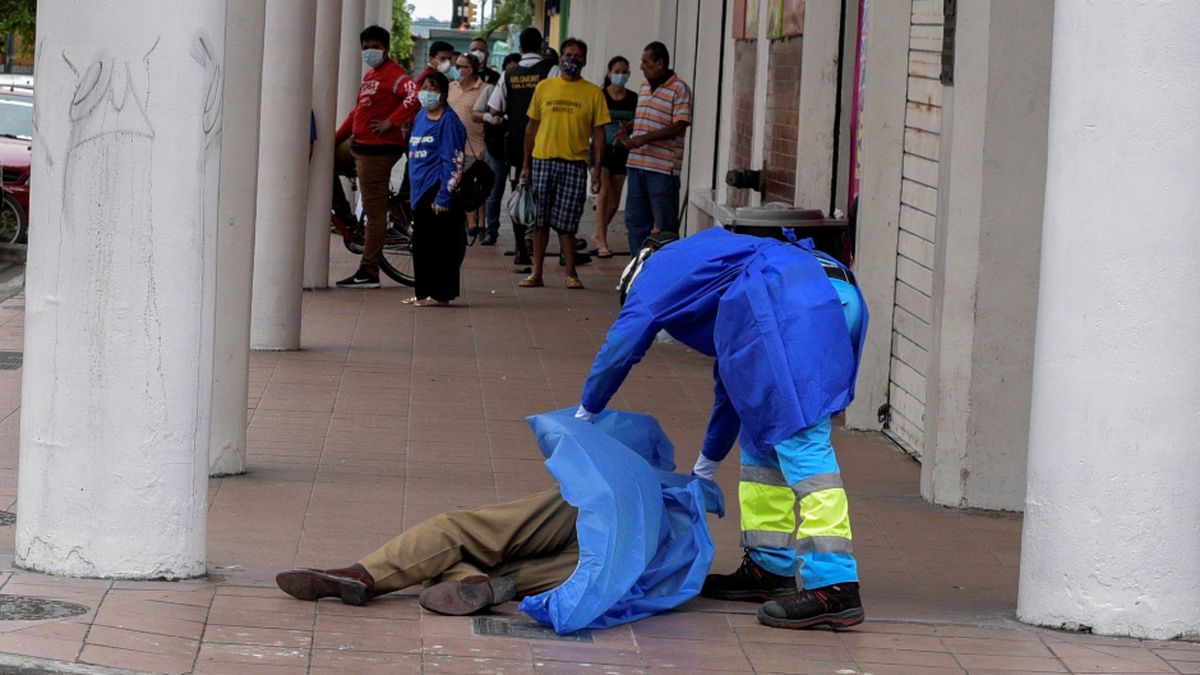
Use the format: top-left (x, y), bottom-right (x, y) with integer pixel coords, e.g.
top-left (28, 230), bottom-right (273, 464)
top-left (0, 84), bottom-right (32, 216)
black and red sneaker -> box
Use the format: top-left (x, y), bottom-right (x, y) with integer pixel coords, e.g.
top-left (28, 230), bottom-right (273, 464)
top-left (757, 582), bottom-right (864, 630)
top-left (701, 551), bottom-right (798, 602)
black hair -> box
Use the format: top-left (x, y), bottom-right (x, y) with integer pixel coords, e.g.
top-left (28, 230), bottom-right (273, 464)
top-left (429, 40), bottom-right (455, 59)
top-left (458, 52), bottom-right (481, 73)
top-left (502, 52), bottom-right (522, 69)
top-left (469, 37), bottom-right (488, 50)
top-left (560, 37), bottom-right (588, 59)
top-left (422, 70), bottom-right (450, 103)
top-left (602, 55), bottom-right (629, 87)
top-left (519, 27), bottom-right (544, 54)
top-left (360, 25), bottom-right (390, 46)
top-left (644, 41), bottom-right (670, 68)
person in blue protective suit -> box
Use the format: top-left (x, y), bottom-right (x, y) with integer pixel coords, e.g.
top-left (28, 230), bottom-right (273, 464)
top-left (577, 226), bottom-right (869, 630)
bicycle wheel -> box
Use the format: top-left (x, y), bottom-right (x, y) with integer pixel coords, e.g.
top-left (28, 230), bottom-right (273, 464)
top-left (378, 192), bottom-right (415, 286)
top-left (0, 191), bottom-right (25, 245)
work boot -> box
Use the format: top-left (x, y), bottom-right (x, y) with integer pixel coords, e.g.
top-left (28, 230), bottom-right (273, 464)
top-left (701, 551), bottom-right (797, 602)
top-left (757, 582), bottom-right (864, 630)
top-left (275, 564), bottom-right (375, 606)
top-left (419, 576), bottom-right (517, 616)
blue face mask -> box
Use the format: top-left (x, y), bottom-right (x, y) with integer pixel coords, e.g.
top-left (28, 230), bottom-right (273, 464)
top-left (610, 73), bottom-right (629, 88)
top-left (362, 48), bottom-right (385, 68)
top-left (418, 90), bottom-right (441, 110)
top-left (561, 57), bottom-right (584, 77)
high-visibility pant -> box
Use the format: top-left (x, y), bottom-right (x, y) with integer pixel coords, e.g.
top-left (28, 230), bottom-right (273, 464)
top-left (739, 417), bottom-right (857, 588)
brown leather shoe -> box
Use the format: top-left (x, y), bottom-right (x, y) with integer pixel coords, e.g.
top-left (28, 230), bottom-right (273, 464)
top-left (418, 576), bottom-right (517, 615)
top-left (276, 564), bottom-right (374, 606)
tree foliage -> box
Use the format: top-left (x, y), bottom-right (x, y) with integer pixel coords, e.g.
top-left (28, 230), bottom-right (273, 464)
top-left (391, 1), bottom-right (415, 69)
top-left (0, 0), bottom-right (36, 58)
top-left (480, 0), bottom-right (534, 39)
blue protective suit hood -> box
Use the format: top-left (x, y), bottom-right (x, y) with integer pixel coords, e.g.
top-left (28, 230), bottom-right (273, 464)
top-left (518, 409), bottom-right (724, 634)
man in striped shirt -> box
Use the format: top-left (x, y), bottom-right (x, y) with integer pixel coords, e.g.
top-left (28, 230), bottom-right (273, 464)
top-left (615, 42), bottom-right (692, 255)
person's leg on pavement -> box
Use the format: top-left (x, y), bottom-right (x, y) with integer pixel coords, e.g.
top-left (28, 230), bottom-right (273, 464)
top-left (341, 151), bottom-right (400, 285)
top-left (555, 161), bottom-right (587, 287)
top-left (482, 151), bottom-right (506, 244)
top-left (331, 140), bottom-right (357, 225)
top-left (522, 159), bottom-right (554, 286)
top-left (409, 188), bottom-right (434, 301)
top-left (489, 540), bottom-right (581, 596)
top-left (701, 443), bottom-right (800, 603)
top-left (646, 171), bottom-right (682, 235)
top-left (593, 169), bottom-right (624, 256)
top-left (276, 488), bottom-right (577, 606)
top-left (756, 417), bottom-right (863, 629)
top-left (624, 167), bottom-right (653, 254)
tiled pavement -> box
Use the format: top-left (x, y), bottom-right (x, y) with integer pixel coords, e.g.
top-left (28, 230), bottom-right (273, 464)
top-left (0, 222), bottom-right (1193, 673)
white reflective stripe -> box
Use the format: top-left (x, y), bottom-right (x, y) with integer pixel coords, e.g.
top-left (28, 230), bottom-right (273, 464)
top-left (741, 530), bottom-right (794, 549)
top-left (741, 465), bottom-right (789, 487)
top-left (791, 472), bottom-right (844, 499)
top-left (795, 536), bottom-right (854, 555)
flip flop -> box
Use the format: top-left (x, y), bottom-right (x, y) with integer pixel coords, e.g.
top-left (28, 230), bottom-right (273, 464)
top-left (518, 275), bottom-right (544, 288)
top-left (416, 298), bottom-right (450, 307)
top-left (595, 249), bottom-right (613, 259)
top-left (401, 296), bottom-right (421, 305)
top-left (566, 276), bottom-right (585, 290)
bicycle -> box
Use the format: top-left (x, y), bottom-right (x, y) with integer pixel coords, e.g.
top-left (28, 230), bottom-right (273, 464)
top-left (0, 188), bottom-right (25, 245)
top-left (330, 179), bottom-right (415, 286)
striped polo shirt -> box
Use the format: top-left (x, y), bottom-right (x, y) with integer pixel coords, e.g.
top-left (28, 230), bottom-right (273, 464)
top-left (627, 73), bottom-right (692, 176)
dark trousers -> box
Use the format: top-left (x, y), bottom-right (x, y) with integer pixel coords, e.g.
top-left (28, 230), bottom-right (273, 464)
top-left (625, 167), bottom-right (681, 255)
top-left (412, 187), bottom-right (467, 302)
top-left (484, 151), bottom-right (507, 238)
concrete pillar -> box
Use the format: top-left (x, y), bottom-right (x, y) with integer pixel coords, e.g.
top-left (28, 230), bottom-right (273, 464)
top-left (337, 0), bottom-right (366, 124)
top-left (251, 0), bottom-right (318, 350)
top-left (919, 0), bottom-right (1052, 511)
top-left (16, 0), bottom-right (225, 577)
top-left (793, 0), bottom-right (841, 211)
top-left (1018, 0), bottom-right (1200, 639)
top-left (303, 0), bottom-right (342, 290)
top-left (364, 0), bottom-right (382, 31)
top-left (210, 0), bottom-right (266, 476)
top-left (379, 0), bottom-right (393, 31)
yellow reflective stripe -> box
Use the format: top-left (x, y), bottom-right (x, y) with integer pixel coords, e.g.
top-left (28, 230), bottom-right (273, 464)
top-left (739, 482), bottom-right (796, 534)
top-left (796, 488), bottom-right (853, 540)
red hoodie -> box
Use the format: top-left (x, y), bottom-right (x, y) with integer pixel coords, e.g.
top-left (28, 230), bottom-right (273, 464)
top-left (335, 59), bottom-right (420, 148)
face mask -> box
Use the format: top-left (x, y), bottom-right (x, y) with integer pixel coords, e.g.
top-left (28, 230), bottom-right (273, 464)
top-left (610, 73), bottom-right (629, 87)
top-left (418, 90), bottom-right (441, 110)
top-left (561, 57), bottom-right (583, 77)
top-left (362, 49), bottom-right (385, 68)
top-left (470, 50), bottom-right (487, 64)
top-left (447, 66), bottom-right (462, 82)
top-left (436, 59), bottom-right (452, 73)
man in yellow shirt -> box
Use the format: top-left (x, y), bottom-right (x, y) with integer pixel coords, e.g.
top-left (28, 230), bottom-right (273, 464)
top-left (519, 38), bottom-right (611, 290)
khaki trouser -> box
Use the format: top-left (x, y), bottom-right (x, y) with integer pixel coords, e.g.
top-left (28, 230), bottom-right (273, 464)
top-left (351, 146), bottom-right (403, 275)
top-left (359, 488), bottom-right (580, 597)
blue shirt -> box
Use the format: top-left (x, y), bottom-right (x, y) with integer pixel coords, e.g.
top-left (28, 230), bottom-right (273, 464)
top-left (580, 228), bottom-right (868, 462)
top-left (409, 107), bottom-right (466, 209)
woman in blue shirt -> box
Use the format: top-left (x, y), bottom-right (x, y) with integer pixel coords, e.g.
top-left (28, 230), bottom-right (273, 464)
top-left (404, 71), bottom-right (468, 306)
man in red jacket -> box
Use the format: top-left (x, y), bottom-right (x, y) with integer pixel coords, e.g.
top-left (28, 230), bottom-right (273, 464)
top-left (334, 25), bottom-right (421, 288)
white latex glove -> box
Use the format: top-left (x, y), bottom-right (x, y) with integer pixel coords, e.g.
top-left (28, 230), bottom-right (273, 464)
top-left (692, 455), bottom-right (720, 481)
top-left (574, 405), bottom-right (597, 422)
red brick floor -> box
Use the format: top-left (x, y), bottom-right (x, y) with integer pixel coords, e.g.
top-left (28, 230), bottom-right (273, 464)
top-left (0, 228), bottom-right (1193, 673)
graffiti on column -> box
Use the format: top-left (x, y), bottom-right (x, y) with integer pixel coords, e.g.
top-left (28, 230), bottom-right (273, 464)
top-left (58, 39), bottom-right (167, 439)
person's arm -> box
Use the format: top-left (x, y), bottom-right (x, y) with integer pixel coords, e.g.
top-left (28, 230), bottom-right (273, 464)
top-left (487, 73), bottom-right (507, 112)
top-left (694, 368), bottom-right (740, 478)
top-left (472, 84), bottom-right (492, 123)
top-left (629, 85), bottom-right (691, 149)
top-left (386, 75), bottom-right (421, 130)
top-left (578, 295), bottom-right (662, 417)
top-left (521, 119), bottom-right (540, 182)
top-left (335, 107), bottom-right (355, 146)
top-left (590, 126), bottom-right (605, 194)
top-left (435, 116), bottom-right (467, 210)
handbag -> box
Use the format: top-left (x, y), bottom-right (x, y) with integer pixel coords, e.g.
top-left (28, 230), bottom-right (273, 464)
top-left (506, 179), bottom-right (537, 227)
top-left (454, 157), bottom-right (494, 211)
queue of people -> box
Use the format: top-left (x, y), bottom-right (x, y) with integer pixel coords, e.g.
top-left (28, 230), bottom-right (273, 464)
top-left (328, 22), bottom-right (694, 303)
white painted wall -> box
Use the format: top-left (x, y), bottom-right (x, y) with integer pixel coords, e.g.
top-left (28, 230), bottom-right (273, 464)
top-left (920, 0), bottom-right (1051, 511)
top-left (303, 0), bottom-right (342, 290)
top-left (252, 0), bottom-right (318, 350)
top-left (210, 0), bottom-right (267, 477)
top-left (17, 0), bottom-right (226, 577)
top-left (1018, 0), bottom-right (1200, 639)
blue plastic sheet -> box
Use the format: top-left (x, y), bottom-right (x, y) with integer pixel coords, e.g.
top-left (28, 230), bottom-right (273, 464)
top-left (518, 409), bottom-right (724, 634)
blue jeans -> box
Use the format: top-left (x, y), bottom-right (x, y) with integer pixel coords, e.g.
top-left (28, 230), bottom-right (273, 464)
top-left (624, 167), bottom-right (681, 254)
top-left (484, 151), bottom-right (507, 237)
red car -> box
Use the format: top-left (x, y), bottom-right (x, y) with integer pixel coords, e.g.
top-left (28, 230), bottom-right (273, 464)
top-left (0, 85), bottom-right (32, 215)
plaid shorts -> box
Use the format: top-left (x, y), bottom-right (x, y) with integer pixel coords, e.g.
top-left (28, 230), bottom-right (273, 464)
top-left (531, 158), bottom-right (588, 234)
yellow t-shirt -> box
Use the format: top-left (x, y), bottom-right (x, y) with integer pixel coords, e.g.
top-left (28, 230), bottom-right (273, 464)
top-left (528, 77), bottom-right (611, 162)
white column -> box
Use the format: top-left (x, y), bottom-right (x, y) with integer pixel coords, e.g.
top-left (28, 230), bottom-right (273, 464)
top-left (379, 0), bottom-right (393, 31)
top-left (337, 0), bottom-right (366, 124)
top-left (364, 0), bottom-right (382, 30)
top-left (16, 0), bottom-right (225, 577)
top-left (1018, 0), bottom-right (1200, 639)
top-left (210, 0), bottom-right (266, 476)
top-left (303, 0), bottom-right (342, 290)
top-left (251, 0), bottom-right (318, 350)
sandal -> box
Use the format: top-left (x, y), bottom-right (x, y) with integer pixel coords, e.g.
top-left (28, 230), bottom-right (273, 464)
top-left (594, 248), bottom-right (613, 259)
top-left (401, 296), bottom-right (422, 305)
top-left (417, 298), bottom-right (450, 307)
top-left (566, 276), bottom-right (585, 290)
top-left (518, 275), bottom-right (544, 288)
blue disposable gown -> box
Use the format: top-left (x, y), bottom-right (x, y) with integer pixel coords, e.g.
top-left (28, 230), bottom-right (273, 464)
top-left (580, 227), bottom-right (868, 462)
top-left (518, 409), bottom-right (725, 634)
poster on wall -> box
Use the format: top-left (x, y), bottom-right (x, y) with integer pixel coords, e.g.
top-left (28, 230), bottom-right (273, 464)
top-left (734, 0), bottom-right (748, 39)
top-left (783, 0), bottom-right (806, 37)
top-left (745, 0), bottom-right (760, 38)
top-left (768, 0), bottom-right (784, 39)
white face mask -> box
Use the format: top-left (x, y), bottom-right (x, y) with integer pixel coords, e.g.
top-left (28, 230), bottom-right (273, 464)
top-left (470, 50), bottom-right (487, 64)
top-left (436, 59), bottom-right (452, 74)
